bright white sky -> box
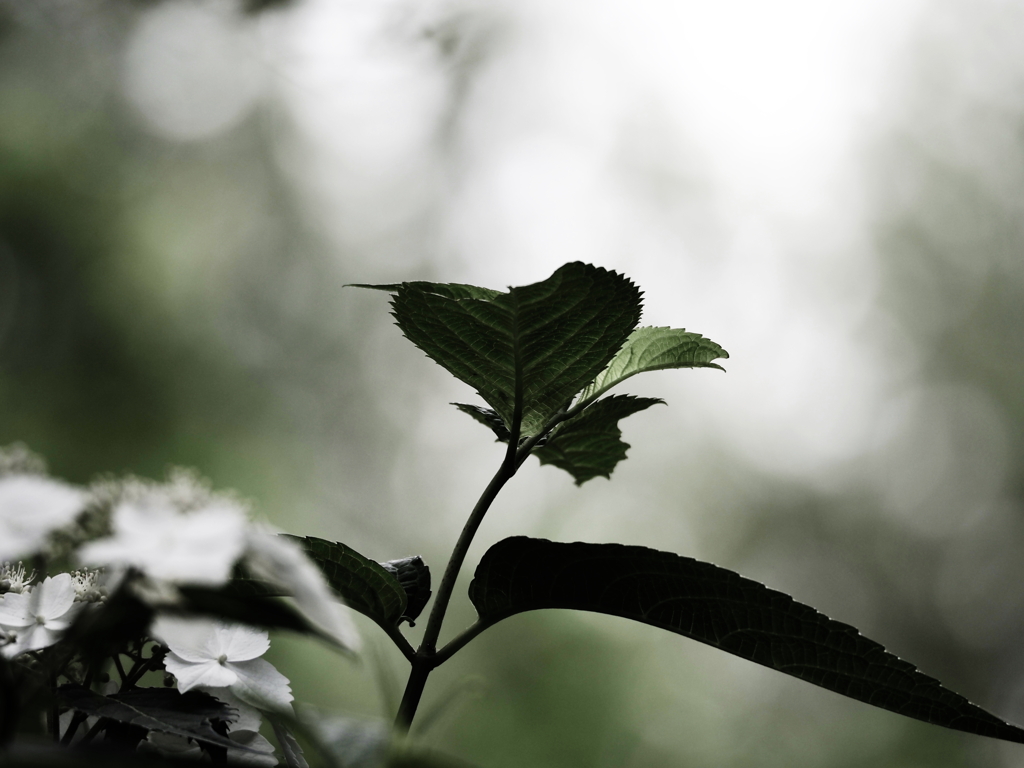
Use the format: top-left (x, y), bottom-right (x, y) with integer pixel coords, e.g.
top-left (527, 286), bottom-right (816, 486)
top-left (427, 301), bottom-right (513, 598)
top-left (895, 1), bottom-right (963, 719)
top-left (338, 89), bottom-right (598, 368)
top-left (123, 0), bottom-right (934, 484)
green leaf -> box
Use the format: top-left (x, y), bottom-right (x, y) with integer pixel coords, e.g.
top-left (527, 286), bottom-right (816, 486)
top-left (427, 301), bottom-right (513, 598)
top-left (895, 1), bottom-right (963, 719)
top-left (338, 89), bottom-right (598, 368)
top-left (58, 686), bottom-right (246, 752)
top-left (533, 395), bottom-right (663, 484)
top-left (350, 282), bottom-right (501, 301)
top-left (380, 556), bottom-right (432, 626)
top-left (452, 403), bottom-right (510, 442)
top-left (469, 537), bottom-right (1024, 745)
top-left (358, 262), bottom-right (643, 436)
top-left (284, 536), bottom-right (408, 630)
top-left (577, 326), bottom-right (729, 405)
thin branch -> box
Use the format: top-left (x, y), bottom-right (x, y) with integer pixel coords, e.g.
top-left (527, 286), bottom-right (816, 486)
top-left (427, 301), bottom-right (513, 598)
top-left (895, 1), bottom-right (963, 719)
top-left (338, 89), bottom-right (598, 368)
top-left (384, 624), bottom-right (416, 663)
top-left (433, 621), bottom-right (489, 666)
top-left (112, 654), bottom-right (128, 686)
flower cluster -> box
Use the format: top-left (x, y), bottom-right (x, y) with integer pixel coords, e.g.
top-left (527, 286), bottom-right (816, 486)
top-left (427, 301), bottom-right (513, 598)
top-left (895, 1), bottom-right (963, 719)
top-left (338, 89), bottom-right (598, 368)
top-left (0, 444), bottom-right (362, 765)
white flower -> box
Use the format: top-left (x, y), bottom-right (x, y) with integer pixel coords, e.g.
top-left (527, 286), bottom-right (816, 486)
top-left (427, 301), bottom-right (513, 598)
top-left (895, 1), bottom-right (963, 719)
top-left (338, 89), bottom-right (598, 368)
top-left (152, 616), bottom-right (293, 712)
top-left (0, 573), bottom-right (85, 658)
top-left (79, 495), bottom-right (247, 586)
top-left (0, 562), bottom-right (35, 595)
top-left (244, 528), bottom-right (361, 653)
top-left (0, 475), bottom-right (86, 561)
top-left (69, 569), bottom-right (106, 603)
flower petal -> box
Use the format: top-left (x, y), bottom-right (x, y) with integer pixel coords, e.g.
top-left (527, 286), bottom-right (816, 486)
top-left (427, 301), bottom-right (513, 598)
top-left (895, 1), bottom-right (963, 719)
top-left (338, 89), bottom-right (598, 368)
top-left (164, 653), bottom-right (237, 692)
top-left (0, 592), bottom-right (34, 628)
top-left (0, 476), bottom-right (87, 561)
top-left (226, 658), bottom-right (293, 712)
top-left (216, 623), bottom-right (270, 662)
top-left (151, 616), bottom-right (220, 663)
top-left (79, 496), bottom-right (247, 587)
top-left (33, 574), bottom-right (76, 621)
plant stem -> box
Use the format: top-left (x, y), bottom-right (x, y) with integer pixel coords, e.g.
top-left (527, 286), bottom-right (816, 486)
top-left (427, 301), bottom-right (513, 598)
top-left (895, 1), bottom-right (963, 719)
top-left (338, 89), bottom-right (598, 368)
top-left (112, 654), bottom-right (128, 686)
top-left (48, 671), bottom-right (59, 742)
top-left (391, 398), bottom-right (586, 731)
top-left (394, 453), bottom-right (518, 731)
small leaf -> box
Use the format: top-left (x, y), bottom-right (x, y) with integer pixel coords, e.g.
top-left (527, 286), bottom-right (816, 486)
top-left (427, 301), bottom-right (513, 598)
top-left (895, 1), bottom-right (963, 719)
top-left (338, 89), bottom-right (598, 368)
top-left (380, 556), bottom-right (432, 625)
top-left (269, 717), bottom-right (310, 768)
top-left (58, 686), bottom-right (246, 752)
top-left (533, 395), bottom-right (663, 484)
top-left (452, 403), bottom-right (510, 442)
top-left (358, 262), bottom-right (643, 437)
top-left (284, 536), bottom-right (408, 630)
top-left (577, 326), bottom-right (729, 405)
top-left (469, 537), bottom-right (1024, 745)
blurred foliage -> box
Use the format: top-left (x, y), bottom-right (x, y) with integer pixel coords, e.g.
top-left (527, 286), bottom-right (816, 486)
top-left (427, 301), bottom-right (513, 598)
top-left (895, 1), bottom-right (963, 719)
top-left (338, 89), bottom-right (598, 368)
top-left (3, 0), bottom-right (1024, 766)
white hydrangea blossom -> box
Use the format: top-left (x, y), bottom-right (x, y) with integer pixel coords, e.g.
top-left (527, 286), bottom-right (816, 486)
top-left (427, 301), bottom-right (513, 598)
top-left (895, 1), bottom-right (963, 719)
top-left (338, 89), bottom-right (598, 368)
top-left (152, 616), bottom-right (293, 712)
top-left (69, 568), bottom-right (107, 603)
top-left (0, 573), bottom-right (86, 658)
top-left (79, 494), bottom-right (247, 586)
top-left (244, 527), bottom-right (361, 653)
top-left (0, 475), bottom-right (87, 561)
top-left (0, 562), bottom-right (34, 595)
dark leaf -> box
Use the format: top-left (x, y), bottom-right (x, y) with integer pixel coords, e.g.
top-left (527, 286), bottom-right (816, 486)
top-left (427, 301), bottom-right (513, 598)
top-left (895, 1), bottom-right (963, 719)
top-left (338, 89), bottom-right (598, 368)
top-left (452, 403), bottom-right (510, 442)
top-left (175, 586), bottom-right (330, 643)
top-left (58, 686), bottom-right (247, 752)
top-left (380, 557), bottom-right (432, 625)
top-left (64, 588), bottom-right (154, 664)
top-left (1, 742), bottom-right (203, 767)
top-left (577, 326), bottom-right (729, 405)
top-left (350, 283), bottom-right (500, 301)
top-left (269, 717), bottom-right (309, 768)
top-left (284, 536), bottom-right (408, 630)
top-left (533, 395), bottom-right (663, 484)
top-left (0, 652), bottom-right (16, 746)
top-left (469, 537), bottom-right (1024, 745)
top-left (358, 263), bottom-right (643, 437)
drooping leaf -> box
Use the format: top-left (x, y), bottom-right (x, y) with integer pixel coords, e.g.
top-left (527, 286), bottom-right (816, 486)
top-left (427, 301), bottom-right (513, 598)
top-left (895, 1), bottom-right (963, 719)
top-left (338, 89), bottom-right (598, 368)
top-left (284, 536), bottom-right (408, 630)
top-left (452, 403), bottom-right (510, 442)
top-left (174, 585), bottom-right (330, 642)
top-left (381, 556), bottom-right (432, 625)
top-left (58, 686), bottom-right (246, 752)
top-left (469, 537), bottom-right (1024, 744)
top-left (577, 326), bottom-right (728, 405)
top-left (358, 262), bottom-right (643, 436)
top-left (533, 395), bottom-right (663, 484)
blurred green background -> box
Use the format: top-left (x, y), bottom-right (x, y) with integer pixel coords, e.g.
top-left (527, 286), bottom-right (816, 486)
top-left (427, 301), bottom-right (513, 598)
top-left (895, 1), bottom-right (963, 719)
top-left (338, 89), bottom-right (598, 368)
top-left (3, 0), bottom-right (1024, 765)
